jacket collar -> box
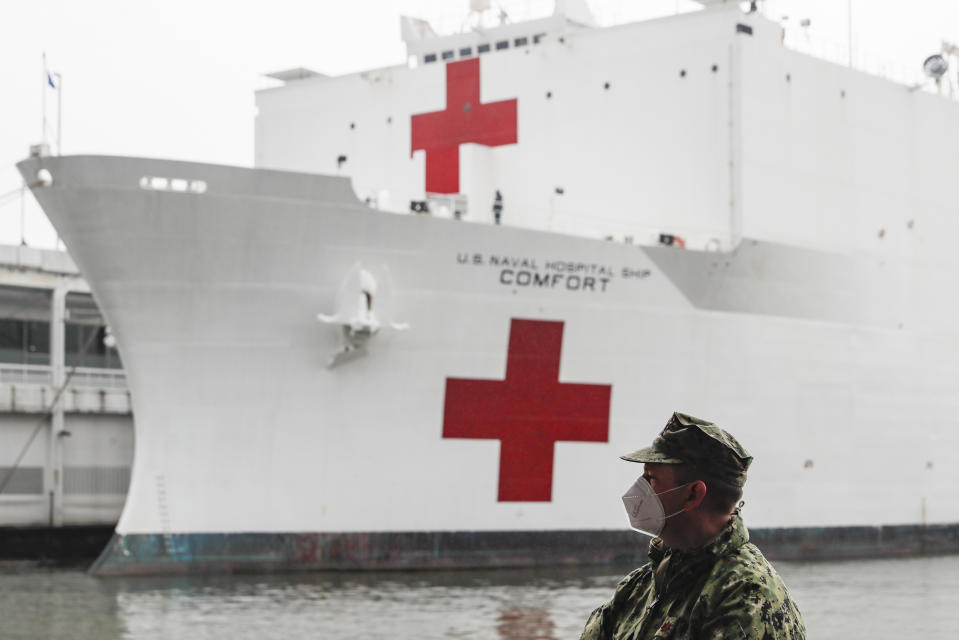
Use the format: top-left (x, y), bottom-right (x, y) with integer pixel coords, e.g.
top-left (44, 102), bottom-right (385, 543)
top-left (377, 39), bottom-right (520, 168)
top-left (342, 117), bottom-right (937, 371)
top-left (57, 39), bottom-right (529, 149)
top-left (648, 514), bottom-right (749, 577)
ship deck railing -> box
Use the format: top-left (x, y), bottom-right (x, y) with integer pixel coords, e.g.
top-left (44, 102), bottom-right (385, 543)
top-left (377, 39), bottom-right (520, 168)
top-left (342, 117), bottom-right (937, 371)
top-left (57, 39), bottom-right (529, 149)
top-left (0, 363), bottom-right (127, 390)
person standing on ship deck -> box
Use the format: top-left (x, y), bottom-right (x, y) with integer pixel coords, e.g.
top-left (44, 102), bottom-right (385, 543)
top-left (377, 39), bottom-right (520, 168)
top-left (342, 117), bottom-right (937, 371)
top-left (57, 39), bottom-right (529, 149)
top-left (492, 189), bottom-right (503, 225)
top-left (580, 412), bottom-right (806, 640)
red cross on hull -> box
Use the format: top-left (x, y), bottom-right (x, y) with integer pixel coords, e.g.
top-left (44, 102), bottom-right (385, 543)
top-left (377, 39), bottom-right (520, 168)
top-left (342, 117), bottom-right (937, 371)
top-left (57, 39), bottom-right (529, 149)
top-left (443, 319), bottom-right (612, 502)
top-left (411, 58), bottom-right (518, 194)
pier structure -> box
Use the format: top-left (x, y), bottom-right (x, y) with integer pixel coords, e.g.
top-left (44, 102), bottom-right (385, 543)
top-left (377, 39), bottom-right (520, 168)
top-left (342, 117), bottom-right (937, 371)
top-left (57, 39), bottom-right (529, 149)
top-left (0, 244), bottom-right (132, 555)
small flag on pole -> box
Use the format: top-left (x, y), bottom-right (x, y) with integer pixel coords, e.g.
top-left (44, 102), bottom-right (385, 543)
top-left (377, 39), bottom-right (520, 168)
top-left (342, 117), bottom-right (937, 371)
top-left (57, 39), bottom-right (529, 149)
top-left (47, 73), bottom-right (56, 89)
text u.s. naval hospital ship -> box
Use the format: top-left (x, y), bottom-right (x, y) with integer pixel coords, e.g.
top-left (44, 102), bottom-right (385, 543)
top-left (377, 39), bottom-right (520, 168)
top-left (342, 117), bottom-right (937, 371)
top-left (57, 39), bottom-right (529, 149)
top-left (18, 0), bottom-right (959, 574)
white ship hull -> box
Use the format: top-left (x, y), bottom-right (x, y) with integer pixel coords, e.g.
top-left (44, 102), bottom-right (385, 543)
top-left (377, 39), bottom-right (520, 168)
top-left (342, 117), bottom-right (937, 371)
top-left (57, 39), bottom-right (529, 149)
top-left (18, 154), bottom-right (959, 574)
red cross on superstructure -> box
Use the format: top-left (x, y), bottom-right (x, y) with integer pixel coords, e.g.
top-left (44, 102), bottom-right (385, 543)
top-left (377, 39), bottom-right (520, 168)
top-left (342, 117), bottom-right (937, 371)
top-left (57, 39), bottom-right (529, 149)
top-left (411, 58), bottom-right (518, 194)
top-left (443, 319), bottom-right (611, 502)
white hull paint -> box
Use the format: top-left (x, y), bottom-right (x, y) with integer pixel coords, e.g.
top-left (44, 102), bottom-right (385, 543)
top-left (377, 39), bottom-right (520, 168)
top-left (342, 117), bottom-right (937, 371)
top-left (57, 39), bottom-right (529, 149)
top-left (20, 156), bottom-right (959, 531)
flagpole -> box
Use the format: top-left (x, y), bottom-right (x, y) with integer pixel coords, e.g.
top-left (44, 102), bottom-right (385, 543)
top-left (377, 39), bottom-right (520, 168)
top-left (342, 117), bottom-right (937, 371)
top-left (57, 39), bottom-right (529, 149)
top-left (56, 72), bottom-right (62, 155)
top-left (55, 70), bottom-right (63, 248)
top-left (42, 52), bottom-right (47, 147)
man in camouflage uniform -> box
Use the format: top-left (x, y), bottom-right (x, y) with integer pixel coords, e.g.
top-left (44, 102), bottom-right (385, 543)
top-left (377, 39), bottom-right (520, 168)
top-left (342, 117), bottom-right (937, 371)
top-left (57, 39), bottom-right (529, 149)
top-left (580, 412), bottom-right (805, 640)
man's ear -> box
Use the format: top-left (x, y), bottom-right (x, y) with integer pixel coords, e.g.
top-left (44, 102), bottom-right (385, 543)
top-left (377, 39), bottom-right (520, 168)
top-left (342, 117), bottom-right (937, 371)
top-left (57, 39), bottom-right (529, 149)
top-left (686, 480), bottom-right (708, 510)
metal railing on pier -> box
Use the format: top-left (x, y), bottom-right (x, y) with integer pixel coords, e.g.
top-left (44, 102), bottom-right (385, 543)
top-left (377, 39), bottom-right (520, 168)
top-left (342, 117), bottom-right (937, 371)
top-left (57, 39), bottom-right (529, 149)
top-left (0, 363), bottom-right (127, 390)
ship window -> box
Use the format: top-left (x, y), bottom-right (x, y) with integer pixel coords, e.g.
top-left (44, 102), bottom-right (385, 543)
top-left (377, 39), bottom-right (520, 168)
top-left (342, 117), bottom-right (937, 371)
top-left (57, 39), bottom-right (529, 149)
top-left (424, 53), bottom-right (437, 64)
top-left (442, 50), bottom-right (454, 60)
top-left (139, 175), bottom-right (207, 193)
top-left (478, 43), bottom-right (491, 54)
top-left (496, 40), bottom-right (509, 50)
top-left (514, 36), bottom-right (528, 47)
top-left (533, 33), bottom-right (546, 44)
top-left (460, 47), bottom-right (472, 57)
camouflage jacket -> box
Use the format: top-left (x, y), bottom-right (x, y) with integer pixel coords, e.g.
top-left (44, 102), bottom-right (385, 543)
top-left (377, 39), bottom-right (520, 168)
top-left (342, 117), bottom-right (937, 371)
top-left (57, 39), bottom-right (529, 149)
top-left (580, 516), bottom-right (805, 640)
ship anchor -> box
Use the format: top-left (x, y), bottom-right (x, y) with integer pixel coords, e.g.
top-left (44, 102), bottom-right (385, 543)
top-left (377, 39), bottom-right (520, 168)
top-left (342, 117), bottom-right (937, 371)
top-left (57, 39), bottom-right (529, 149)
top-left (317, 263), bottom-right (409, 367)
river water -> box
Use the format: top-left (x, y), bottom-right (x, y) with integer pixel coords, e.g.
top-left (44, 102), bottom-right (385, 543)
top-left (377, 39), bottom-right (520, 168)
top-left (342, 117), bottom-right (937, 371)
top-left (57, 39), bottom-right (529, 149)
top-left (3, 554), bottom-right (957, 639)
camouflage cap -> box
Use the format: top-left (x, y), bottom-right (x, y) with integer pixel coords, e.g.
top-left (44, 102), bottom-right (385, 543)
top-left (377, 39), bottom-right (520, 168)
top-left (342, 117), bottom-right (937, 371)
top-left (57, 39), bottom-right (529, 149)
top-left (620, 412), bottom-right (753, 487)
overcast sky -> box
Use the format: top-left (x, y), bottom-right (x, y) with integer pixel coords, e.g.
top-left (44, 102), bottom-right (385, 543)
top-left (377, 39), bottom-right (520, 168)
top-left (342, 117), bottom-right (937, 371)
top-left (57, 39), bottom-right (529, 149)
top-left (3, 0), bottom-right (959, 247)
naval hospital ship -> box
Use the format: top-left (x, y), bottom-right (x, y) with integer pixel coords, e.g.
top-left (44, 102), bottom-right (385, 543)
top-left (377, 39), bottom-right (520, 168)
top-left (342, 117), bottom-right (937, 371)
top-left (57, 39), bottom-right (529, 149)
top-left (17, 0), bottom-right (959, 574)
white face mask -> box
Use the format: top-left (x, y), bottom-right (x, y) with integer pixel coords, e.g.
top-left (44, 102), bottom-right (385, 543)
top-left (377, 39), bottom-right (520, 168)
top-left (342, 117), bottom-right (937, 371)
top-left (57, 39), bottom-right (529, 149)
top-left (621, 476), bottom-right (693, 537)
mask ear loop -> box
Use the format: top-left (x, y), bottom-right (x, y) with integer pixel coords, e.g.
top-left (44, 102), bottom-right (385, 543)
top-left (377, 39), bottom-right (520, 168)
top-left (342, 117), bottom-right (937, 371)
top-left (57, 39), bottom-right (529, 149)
top-left (657, 481), bottom-right (697, 519)
top-left (653, 481), bottom-right (696, 498)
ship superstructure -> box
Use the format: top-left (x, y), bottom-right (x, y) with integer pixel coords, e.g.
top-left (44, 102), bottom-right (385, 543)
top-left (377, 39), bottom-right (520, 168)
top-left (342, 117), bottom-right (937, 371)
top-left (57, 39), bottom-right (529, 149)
top-left (17, 1), bottom-right (959, 574)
